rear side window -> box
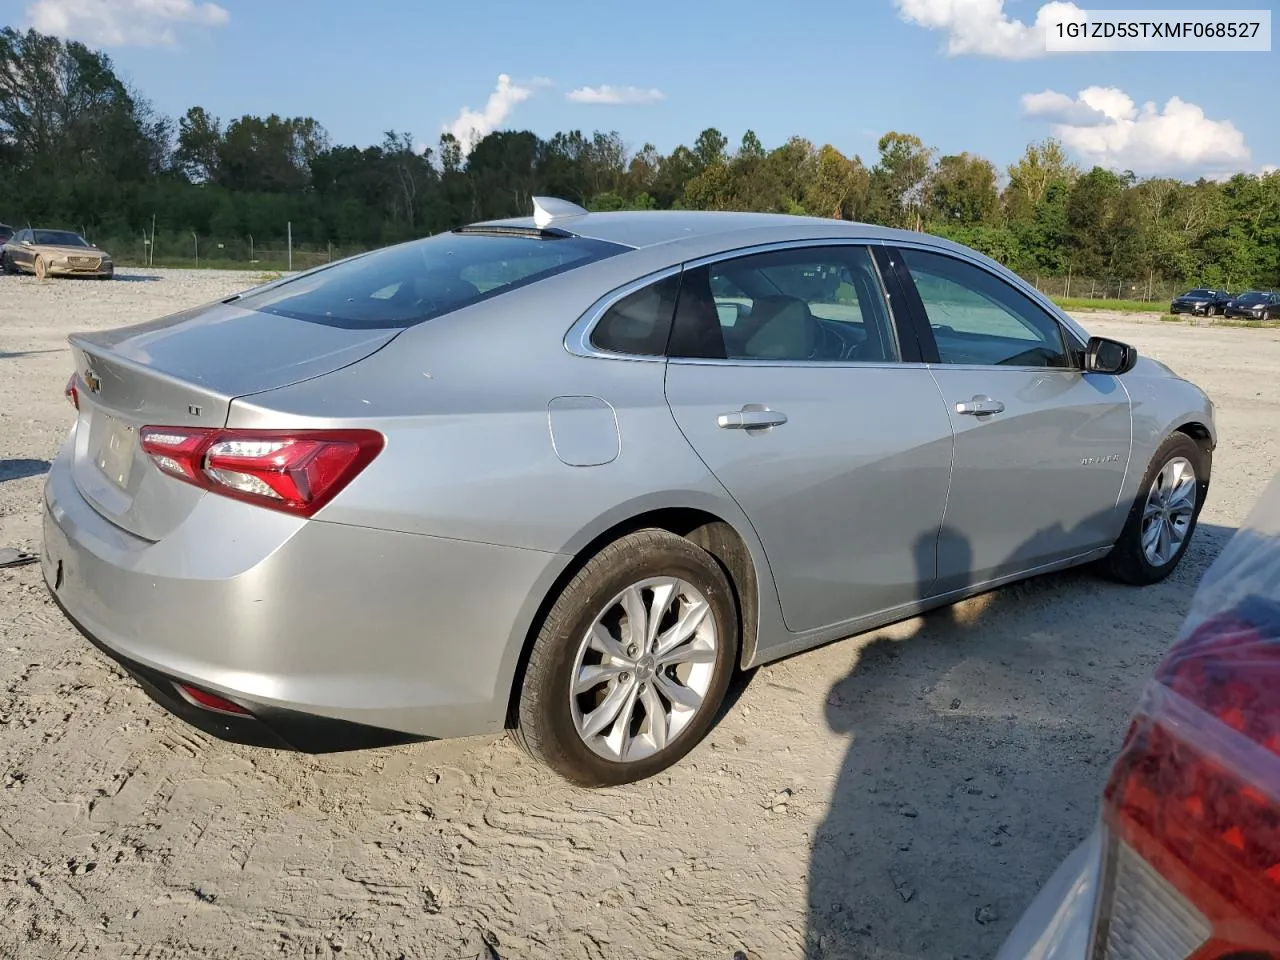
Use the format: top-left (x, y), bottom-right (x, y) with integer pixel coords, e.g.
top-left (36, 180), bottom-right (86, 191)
top-left (235, 232), bottom-right (627, 329)
top-left (589, 274), bottom-right (680, 356)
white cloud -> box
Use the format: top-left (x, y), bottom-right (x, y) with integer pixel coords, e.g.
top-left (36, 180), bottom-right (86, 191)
top-left (28, 0), bottom-right (229, 47)
top-left (894, 0), bottom-right (1083, 59)
top-left (565, 85), bottom-right (665, 106)
top-left (1022, 86), bottom-right (1251, 175)
top-left (443, 74), bottom-right (533, 155)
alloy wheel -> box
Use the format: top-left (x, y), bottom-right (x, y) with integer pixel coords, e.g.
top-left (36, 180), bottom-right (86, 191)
top-left (570, 577), bottom-right (718, 763)
top-left (1141, 457), bottom-right (1197, 567)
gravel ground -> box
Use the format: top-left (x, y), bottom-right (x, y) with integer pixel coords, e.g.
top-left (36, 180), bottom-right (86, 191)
top-left (1, 268), bottom-right (1277, 960)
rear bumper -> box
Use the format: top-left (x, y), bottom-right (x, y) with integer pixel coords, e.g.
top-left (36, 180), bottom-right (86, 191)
top-left (995, 830), bottom-right (1102, 960)
top-left (49, 586), bottom-right (423, 752)
top-left (42, 445), bottom-right (569, 746)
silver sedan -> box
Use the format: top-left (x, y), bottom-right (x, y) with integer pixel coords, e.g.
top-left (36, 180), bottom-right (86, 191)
top-left (43, 199), bottom-right (1216, 786)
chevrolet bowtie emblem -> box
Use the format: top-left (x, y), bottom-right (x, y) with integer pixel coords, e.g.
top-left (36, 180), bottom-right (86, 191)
top-left (83, 368), bottom-right (101, 393)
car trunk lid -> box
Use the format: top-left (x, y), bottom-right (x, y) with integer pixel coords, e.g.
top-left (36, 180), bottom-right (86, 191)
top-left (67, 301), bottom-right (398, 541)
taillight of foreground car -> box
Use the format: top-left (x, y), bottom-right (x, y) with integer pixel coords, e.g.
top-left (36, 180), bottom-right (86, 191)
top-left (1090, 597), bottom-right (1280, 960)
top-left (138, 427), bottom-right (384, 517)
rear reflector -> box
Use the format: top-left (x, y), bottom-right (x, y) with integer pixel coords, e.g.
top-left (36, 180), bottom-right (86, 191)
top-left (174, 683), bottom-right (250, 716)
top-left (138, 426), bottom-right (384, 517)
top-left (65, 374), bottom-right (78, 410)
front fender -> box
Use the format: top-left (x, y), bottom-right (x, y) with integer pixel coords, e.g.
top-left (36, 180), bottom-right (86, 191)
top-left (1119, 368), bottom-right (1216, 511)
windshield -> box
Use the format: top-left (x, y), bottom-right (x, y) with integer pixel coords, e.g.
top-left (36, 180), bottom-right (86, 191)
top-left (235, 231), bottom-right (627, 329)
top-left (1184, 289), bottom-right (1214, 298)
top-left (33, 230), bottom-right (89, 247)
top-left (1237, 292), bottom-right (1267, 304)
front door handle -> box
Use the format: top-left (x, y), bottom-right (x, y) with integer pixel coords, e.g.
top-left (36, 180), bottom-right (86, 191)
top-left (717, 405), bottom-right (788, 430)
top-left (955, 395), bottom-right (1005, 416)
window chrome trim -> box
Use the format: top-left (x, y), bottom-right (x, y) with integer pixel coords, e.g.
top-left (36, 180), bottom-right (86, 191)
top-left (563, 233), bottom-right (1088, 361)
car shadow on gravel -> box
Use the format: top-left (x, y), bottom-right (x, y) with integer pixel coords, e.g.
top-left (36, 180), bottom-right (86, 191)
top-left (804, 516), bottom-right (1234, 960)
top-left (112, 274), bottom-right (162, 282)
top-left (0, 458), bottom-right (51, 483)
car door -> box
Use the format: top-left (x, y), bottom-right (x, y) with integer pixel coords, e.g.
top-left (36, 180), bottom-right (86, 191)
top-left (886, 245), bottom-right (1131, 590)
top-left (663, 243), bottom-right (955, 637)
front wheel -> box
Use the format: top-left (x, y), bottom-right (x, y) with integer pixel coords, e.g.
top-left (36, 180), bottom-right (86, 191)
top-left (514, 529), bottom-right (740, 787)
top-left (1099, 433), bottom-right (1209, 585)
top-left (0, 253), bottom-right (14, 275)
top-left (34, 255), bottom-right (48, 280)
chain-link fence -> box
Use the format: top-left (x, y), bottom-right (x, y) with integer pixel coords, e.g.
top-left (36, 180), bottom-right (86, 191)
top-left (1026, 274), bottom-right (1191, 304)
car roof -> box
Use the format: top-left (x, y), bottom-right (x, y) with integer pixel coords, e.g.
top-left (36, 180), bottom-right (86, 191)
top-left (470, 209), bottom-right (938, 251)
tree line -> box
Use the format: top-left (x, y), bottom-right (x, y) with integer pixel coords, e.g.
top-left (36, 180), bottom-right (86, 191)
top-left (2, 26), bottom-right (1277, 291)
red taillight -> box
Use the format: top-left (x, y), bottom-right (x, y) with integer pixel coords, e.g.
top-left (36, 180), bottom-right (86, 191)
top-left (138, 427), bottom-right (383, 517)
top-left (1095, 600), bottom-right (1280, 957)
top-left (65, 374), bottom-right (79, 410)
top-left (174, 683), bottom-right (250, 716)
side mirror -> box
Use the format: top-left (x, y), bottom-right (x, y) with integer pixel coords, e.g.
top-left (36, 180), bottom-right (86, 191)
top-left (1084, 336), bottom-right (1138, 375)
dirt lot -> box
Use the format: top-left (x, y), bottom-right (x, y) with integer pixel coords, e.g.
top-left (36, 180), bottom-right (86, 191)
top-left (1, 269), bottom-right (1277, 960)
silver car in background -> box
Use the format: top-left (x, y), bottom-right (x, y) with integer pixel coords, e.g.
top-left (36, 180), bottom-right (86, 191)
top-left (43, 198), bottom-right (1216, 786)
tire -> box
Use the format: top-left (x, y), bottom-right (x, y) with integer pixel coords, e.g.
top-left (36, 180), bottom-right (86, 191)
top-left (0, 253), bottom-right (14, 275)
top-left (514, 528), bottom-right (739, 787)
top-left (1205, 306), bottom-right (1217, 318)
top-left (34, 255), bottom-right (47, 280)
top-left (1099, 433), bottom-right (1210, 586)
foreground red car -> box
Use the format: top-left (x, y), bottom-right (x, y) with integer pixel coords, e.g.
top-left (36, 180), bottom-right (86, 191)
top-left (998, 474), bottom-right (1280, 959)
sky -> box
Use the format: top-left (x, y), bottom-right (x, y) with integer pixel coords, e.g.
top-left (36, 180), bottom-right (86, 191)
top-left (1, 0), bottom-right (1276, 179)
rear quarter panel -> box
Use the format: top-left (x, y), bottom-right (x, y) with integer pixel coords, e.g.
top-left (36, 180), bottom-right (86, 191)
top-left (225, 256), bottom-right (788, 687)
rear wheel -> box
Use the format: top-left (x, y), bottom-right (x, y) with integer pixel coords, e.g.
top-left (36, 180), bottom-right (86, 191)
top-left (1100, 433), bottom-right (1209, 585)
top-left (0, 253), bottom-right (14, 275)
top-left (514, 529), bottom-right (739, 786)
top-left (34, 255), bottom-right (47, 280)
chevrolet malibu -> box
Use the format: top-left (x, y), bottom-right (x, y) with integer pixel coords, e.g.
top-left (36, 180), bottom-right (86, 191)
top-left (43, 199), bottom-right (1216, 786)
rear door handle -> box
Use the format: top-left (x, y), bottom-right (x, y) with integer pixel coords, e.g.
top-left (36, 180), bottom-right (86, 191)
top-left (717, 406), bottom-right (788, 430)
top-left (955, 395), bottom-right (1005, 416)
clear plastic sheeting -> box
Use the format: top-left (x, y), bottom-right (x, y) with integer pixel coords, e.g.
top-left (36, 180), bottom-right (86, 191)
top-left (1097, 472), bottom-right (1280, 956)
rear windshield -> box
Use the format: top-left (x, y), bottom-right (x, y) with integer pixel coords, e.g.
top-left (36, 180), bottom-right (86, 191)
top-left (235, 231), bottom-right (628, 329)
top-left (34, 230), bottom-right (88, 246)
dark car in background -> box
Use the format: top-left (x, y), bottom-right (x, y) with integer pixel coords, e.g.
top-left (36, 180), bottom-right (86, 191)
top-left (0, 223), bottom-right (13, 248)
top-left (1224, 290), bottom-right (1280, 322)
top-left (1170, 288), bottom-right (1231, 317)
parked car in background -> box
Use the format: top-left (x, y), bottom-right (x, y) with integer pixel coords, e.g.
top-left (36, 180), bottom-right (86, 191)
top-left (1169, 288), bottom-right (1232, 317)
top-left (0, 222), bottom-right (14, 246)
top-left (43, 199), bottom-right (1216, 786)
top-left (1223, 290), bottom-right (1280, 322)
top-left (0, 228), bottom-right (113, 279)
top-left (996, 472), bottom-right (1280, 960)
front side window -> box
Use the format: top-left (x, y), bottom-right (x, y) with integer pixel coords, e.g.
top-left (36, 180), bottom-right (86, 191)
top-left (235, 231), bottom-right (627, 329)
top-left (669, 245), bottom-right (900, 363)
top-left (901, 248), bottom-right (1071, 368)
top-left (589, 274), bottom-right (681, 356)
